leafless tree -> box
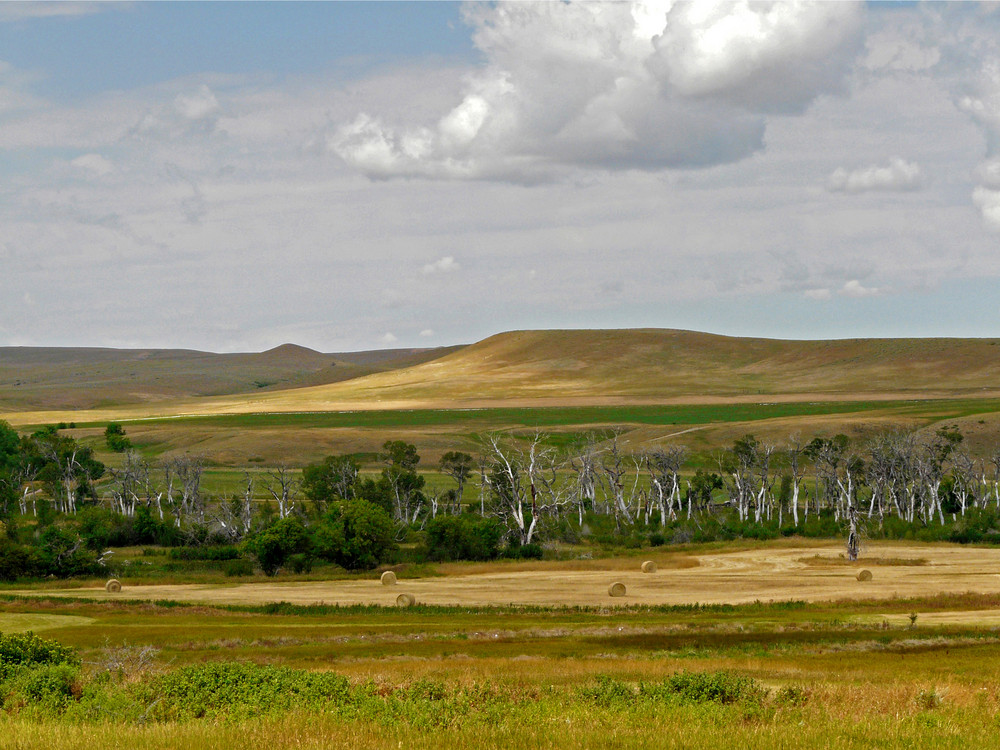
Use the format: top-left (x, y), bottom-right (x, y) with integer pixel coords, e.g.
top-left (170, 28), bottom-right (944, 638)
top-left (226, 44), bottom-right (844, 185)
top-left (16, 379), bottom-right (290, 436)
top-left (265, 465), bottom-right (299, 519)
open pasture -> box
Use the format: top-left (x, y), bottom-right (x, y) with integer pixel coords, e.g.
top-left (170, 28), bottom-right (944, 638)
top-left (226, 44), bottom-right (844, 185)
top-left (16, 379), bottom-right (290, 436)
top-left (12, 542), bottom-right (1000, 611)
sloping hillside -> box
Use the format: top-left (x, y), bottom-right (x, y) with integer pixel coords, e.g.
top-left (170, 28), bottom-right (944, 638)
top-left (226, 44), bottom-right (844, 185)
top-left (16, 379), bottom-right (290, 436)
top-left (4, 329), bottom-right (1000, 424)
top-left (228, 328), bottom-right (1000, 409)
top-left (0, 343), bottom-right (462, 411)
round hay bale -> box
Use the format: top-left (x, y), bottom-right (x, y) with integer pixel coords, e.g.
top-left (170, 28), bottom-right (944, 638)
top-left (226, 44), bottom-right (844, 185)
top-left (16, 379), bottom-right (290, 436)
top-left (105, 578), bottom-right (122, 593)
top-left (608, 581), bottom-right (627, 597)
top-left (640, 560), bottom-right (657, 574)
top-left (380, 570), bottom-right (397, 586)
top-left (857, 569), bottom-right (873, 582)
top-left (396, 593), bottom-right (416, 607)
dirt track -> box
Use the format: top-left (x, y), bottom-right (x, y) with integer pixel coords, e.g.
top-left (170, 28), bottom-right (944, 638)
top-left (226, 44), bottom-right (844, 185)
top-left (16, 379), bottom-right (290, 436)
top-left (13, 542), bottom-right (1000, 609)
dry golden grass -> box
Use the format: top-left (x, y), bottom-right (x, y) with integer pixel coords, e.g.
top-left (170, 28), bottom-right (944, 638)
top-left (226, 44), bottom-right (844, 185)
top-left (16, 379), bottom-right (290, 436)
top-left (13, 542), bottom-right (1000, 609)
top-left (7, 328), bottom-right (1000, 425)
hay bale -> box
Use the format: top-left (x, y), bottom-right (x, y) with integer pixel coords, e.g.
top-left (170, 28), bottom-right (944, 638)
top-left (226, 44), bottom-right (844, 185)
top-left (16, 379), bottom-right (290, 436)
top-left (396, 593), bottom-right (416, 607)
top-left (380, 570), bottom-right (397, 586)
top-left (608, 581), bottom-right (626, 597)
top-left (640, 560), bottom-right (657, 574)
top-left (857, 569), bottom-right (873, 582)
top-left (105, 578), bottom-right (122, 593)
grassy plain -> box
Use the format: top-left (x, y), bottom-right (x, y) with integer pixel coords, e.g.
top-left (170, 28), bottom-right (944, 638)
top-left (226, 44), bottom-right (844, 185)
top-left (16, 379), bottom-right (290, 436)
top-left (4, 541), bottom-right (1000, 748)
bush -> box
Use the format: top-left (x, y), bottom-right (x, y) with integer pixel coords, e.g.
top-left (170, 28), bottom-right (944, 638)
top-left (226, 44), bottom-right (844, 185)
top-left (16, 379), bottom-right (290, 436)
top-left (168, 546), bottom-right (240, 561)
top-left (288, 553), bottom-right (313, 574)
top-left (223, 558), bottom-right (254, 577)
top-left (147, 662), bottom-right (352, 720)
top-left (104, 423), bottom-right (132, 453)
top-left (314, 500), bottom-right (397, 571)
top-left (503, 543), bottom-right (543, 560)
top-left (0, 632), bottom-right (79, 680)
top-left (648, 670), bottom-right (767, 705)
top-left (0, 538), bottom-right (42, 581)
top-left (423, 515), bottom-right (503, 562)
top-left (3, 663), bottom-right (79, 711)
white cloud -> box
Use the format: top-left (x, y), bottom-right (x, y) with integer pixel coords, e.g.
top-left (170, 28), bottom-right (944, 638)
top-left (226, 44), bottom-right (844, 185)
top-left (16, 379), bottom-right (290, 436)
top-left (333, 0), bottom-right (863, 182)
top-left (840, 280), bottom-right (882, 298)
top-left (422, 256), bottom-right (460, 274)
top-left (826, 158), bottom-right (923, 194)
top-left (173, 84), bottom-right (221, 122)
top-left (380, 332), bottom-right (399, 345)
top-left (973, 187), bottom-right (1000, 231)
top-left (0, 2), bottom-right (111, 22)
top-left (419, 329), bottom-right (434, 338)
top-left (70, 153), bottom-right (114, 177)
top-left (803, 288), bottom-right (831, 301)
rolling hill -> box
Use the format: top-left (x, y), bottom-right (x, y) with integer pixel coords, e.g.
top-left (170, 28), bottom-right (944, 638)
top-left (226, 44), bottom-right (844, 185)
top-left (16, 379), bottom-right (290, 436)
top-left (0, 343), bottom-right (462, 411)
top-left (3, 329), bottom-right (1000, 425)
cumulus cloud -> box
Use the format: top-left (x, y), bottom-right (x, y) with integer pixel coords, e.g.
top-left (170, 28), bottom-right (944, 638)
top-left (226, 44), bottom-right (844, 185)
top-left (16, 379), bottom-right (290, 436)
top-left (826, 158), bottom-right (923, 194)
top-left (973, 187), bottom-right (1000, 231)
top-left (70, 153), bottom-right (114, 177)
top-left (840, 279), bottom-right (883, 298)
top-left (380, 332), bottom-right (399, 345)
top-left (419, 329), bottom-right (434, 338)
top-left (959, 60), bottom-right (1000, 229)
top-left (332, 0), bottom-right (864, 182)
top-left (174, 84), bottom-right (220, 121)
top-left (422, 256), bottom-right (460, 274)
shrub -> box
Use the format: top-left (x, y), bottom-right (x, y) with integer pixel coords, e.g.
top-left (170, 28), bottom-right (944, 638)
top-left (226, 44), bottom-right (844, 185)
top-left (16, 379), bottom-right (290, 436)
top-left (3, 663), bottom-right (79, 711)
top-left (0, 538), bottom-right (42, 581)
top-left (0, 631), bottom-right (79, 680)
top-left (223, 558), bottom-right (254, 577)
top-left (648, 670), bottom-right (767, 705)
top-left (168, 546), bottom-right (240, 561)
top-left (423, 515), bottom-right (503, 562)
top-left (148, 662), bottom-right (353, 720)
top-left (503, 543), bottom-right (544, 560)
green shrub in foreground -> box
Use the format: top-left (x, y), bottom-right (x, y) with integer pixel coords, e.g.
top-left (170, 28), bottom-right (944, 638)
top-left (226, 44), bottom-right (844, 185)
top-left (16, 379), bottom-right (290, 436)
top-left (0, 631), bottom-right (78, 680)
top-left (583, 671), bottom-right (768, 707)
top-left (146, 662), bottom-right (353, 720)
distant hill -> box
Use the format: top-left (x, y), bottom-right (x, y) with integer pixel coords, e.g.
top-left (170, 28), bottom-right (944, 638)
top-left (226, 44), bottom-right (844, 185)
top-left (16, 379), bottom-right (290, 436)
top-left (211, 328), bottom-right (1000, 411)
top-left (0, 343), bottom-right (463, 411)
top-left (4, 329), bottom-right (1000, 421)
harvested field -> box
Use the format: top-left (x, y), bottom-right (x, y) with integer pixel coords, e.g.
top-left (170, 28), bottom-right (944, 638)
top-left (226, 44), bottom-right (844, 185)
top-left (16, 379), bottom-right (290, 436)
top-left (13, 542), bottom-right (1000, 608)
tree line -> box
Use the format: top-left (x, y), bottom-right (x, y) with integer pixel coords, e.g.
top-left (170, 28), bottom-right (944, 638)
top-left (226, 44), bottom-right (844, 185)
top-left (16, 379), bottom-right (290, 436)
top-left (1, 419), bottom-right (999, 578)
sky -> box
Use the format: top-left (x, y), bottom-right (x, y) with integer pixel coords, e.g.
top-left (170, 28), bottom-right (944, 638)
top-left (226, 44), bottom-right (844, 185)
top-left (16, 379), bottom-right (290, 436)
top-left (2, 0), bottom-right (1000, 352)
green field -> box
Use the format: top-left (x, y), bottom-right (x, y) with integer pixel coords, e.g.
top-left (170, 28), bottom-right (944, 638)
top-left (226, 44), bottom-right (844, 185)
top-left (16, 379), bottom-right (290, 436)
top-left (5, 546), bottom-right (1000, 749)
top-left (71, 397), bottom-right (1000, 431)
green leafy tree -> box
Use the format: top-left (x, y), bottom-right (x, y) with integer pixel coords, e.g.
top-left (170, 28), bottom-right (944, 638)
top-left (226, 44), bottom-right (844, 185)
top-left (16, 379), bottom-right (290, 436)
top-left (301, 455), bottom-right (360, 510)
top-left (244, 517), bottom-right (311, 576)
top-left (104, 423), bottom-right (132, 453)
top-left (314, 500), bottom-right (396, 571)
top-left (439, 451), bottom-right (474, 514)
top-left (424, 514), bottom-right (503, 561)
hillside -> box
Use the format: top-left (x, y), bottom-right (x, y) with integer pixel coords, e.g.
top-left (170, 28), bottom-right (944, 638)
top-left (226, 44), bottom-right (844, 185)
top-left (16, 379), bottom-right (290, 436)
top-left (4, 329), bottom-right (1000, 425)
top-left (214, 328), bottom-right (1000, 411)
top-left (0, 343), bottom-right (462, 411)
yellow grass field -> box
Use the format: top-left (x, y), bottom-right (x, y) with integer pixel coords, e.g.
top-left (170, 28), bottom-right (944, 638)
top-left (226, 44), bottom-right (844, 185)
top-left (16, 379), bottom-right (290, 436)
top-left (14, 542), bottom-right (1000, 612)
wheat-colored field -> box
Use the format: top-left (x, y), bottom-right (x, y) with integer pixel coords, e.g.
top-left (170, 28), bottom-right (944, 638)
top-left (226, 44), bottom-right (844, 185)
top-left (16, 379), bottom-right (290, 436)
top-left (16, 542), bottom-right (1000, 611)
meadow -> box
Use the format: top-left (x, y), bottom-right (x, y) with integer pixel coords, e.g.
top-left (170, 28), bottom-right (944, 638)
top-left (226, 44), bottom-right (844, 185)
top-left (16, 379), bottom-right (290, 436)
top-left (3, 540), bottom-right (1000, 748)
top-left (5, 329), bottom-right (1000, 747)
